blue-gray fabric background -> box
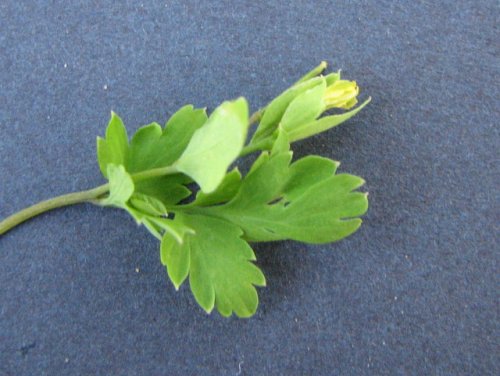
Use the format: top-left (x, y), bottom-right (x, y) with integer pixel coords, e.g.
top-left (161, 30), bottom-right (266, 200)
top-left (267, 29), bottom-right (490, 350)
top-left (0, 1), bottom-right (498, 375)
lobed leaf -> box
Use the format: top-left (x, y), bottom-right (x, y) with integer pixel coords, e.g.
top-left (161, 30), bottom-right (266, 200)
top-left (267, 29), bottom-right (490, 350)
top-left (125, 106), bottom-right (208, 173)
top-left (197, 139), bottom-right (368, 243)
top-left (161, 213), bottom-right (265, 317)
top-left (97, 112), bottom-right (128, 177)
top-left (283, 155), bottom-right (339, 201)
top-left (91, 63), bottom-right (370, 319)
top-left (161, 231), bottom-right (190, 289)
top-left (97, 105), bottom-right (207, 206)
top-left (175, 98), bottom-right (249, 194)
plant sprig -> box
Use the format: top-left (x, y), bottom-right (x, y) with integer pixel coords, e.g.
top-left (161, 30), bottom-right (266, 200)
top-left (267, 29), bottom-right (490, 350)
top-left (0, 62), bottom-right (370, 318)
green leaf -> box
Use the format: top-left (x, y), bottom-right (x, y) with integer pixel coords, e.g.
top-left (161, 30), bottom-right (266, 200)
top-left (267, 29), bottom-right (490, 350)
top-left (129, 192), bottom-right (168, 216)
top-left (124, 196), bottom-right (194, 242)
top-left (275, 174), bottom-right (368, 243)
top-left (200, 142), bottom-right (368, 243)
top-left (162, 213), bottom-right (265, 317)
top-left (293, 61), bottom-right (327, 85)
top-left (270, 127), bottom-right (291, 156)
top-left (125, 105), bottom-right (208, 173)
top-left (133, 174), bottom-right (192, 206)
top-left (252, 77), bottom-right (324, 142)
top-left (283, 155), bottom-right (339, 201)
top-left (288, 97), bottom-right (371, 142)
top-left (231, 151), bottom-right (292, 207)
top-left (161, 231), bottom-right (190, 289)
top-left (247, 150), bottom-right (270, 175)
top-left (175, 98), bottom-right (249, 194)
top-left (98, 106), bottom-right (206, 206)
top-left (101, 164), bottom-right (134, 207)
top-left (125, 122), bottom-right (164, 173)
top-left (88, 65), bottom-right (370, 320)
top-left (97, 112), bottom-right (129, 177)
top-left (280, 78), bottom-right (326, 132)
top-left (162, 105), bottom-right (209, 163)
top-left (110, 106), bottom-right (207, 206)
top-left (325, 70), bottom-right (341, 86)
top-left (153, 217), bottom-right (194, 244)
top-left (124, 206), bottom-right (163, 240)
top-left (191, 168), bottom-right (242, 207)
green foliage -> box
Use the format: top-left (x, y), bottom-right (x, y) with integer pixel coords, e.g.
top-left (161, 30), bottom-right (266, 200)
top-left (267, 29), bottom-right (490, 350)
top-left (97, 112), bottom-right (128, 177)
top-left (125, 105), bottom-right (207, 172)
top-left (252, 77), bottom-right (324, 142)
top-left (198, 137), bottom-right (368, 244)
top-left (191, 168), bottom-right (242, 207)
top-left (280, 78), bottom-right (327, 132)
top-left (161, 213), bottom-right (266, 317)
top-left (97, 105), bottom-right (207, 206)
top-left (100, 164), bottom-right (134, 207)
top-left (288, 97), bottom-right (372, 142)
top-left (93, 63), bottom-right (370, 318)
top-left (174, 98), bottom-right (249, 193)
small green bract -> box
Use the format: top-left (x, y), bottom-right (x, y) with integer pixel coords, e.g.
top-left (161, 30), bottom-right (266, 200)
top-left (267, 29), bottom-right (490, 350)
top-left (0, 62), bottom-right (371, 318)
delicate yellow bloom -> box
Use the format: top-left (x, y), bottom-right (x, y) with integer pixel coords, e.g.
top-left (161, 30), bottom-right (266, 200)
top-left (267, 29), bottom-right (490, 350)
top-left (323, 80), bottom-right (359, 110)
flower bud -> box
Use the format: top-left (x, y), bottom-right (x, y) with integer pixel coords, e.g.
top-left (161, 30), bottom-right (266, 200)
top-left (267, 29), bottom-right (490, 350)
top-left (323, 80), bottom-right (359, 110)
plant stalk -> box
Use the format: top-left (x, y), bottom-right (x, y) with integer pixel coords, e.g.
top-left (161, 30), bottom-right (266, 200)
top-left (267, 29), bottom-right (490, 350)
top-left (0, 166), bottom-right (180, 236)
top-left (248, 109), bottom-right (263, 126)
top-left (0, 184), bottom-right (109, 235)
top-left (1, 111), bottom-right (267, 236)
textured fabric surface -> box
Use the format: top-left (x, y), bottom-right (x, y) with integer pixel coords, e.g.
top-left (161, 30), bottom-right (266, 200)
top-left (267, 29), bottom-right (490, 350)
top-left (0, 1), bottom-right (498, 375)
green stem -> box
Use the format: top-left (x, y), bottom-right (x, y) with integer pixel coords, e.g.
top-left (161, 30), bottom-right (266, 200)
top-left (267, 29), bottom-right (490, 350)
top-left (0, 166), bottom-right (179, 236)
top-left (131, 165), bottom-right (177, 182)
top-left (248, 109), bottom-right (263, 126)
top-left (0, 184), bottom-right (109, 235)
top-left (1, 110), bottom-right (267, 236)
top-left (239, 138), bottom-right (274, 157)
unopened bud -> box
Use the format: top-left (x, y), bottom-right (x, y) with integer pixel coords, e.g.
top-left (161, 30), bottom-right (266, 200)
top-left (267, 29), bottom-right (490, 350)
top-left (324, 80), bottom-right (359, 110)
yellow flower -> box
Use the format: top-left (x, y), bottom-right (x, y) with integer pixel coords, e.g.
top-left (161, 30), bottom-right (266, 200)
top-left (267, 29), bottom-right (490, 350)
top-left (323, 80), bottom-right (359, 110)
